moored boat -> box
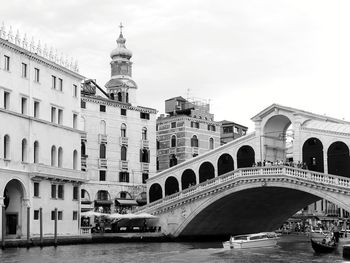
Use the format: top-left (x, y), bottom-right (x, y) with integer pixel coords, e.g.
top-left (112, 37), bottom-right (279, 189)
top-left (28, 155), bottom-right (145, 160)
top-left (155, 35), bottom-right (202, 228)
top-left (222, 232), bottom-right (279, 249)
top-left (310, 238), bottom-right (337, 253)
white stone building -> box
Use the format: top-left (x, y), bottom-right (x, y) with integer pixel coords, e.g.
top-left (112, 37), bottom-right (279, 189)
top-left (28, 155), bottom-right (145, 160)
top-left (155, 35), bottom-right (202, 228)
top-left (80, 28), bottom-right (157, 215)
top-left (0, 28), bottom-right (85, 240)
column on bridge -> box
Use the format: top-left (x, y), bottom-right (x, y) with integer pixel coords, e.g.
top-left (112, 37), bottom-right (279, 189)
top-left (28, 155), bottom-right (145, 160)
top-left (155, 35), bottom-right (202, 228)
top-left (0, 197), bottom-right (3, 241)
top-left (323, 149), bottom-right (328, 174)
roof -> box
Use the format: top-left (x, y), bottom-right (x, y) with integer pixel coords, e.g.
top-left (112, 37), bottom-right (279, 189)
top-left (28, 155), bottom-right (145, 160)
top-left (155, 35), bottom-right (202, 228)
top-left (105, 77), bottom-right (137, 89)
top-left (165, 96), bottom-right (187, 102)
top-left (302, 119), bottom-right (350, 134)
top-left (115, 199), bottom-right (138, 206)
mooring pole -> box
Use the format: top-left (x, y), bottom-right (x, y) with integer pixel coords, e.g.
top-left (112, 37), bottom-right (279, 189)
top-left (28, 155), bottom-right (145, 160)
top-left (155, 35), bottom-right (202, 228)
top-left (54, 208), bottom-right (57, 247)
top-left (39, 207), bottom-right (43, 248)
top-left (26, 206), bottom-right (30, 249)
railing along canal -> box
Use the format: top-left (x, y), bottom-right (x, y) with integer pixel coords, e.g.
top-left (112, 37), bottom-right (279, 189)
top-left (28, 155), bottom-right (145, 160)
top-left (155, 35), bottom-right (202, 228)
top-left (137, 166), bottom-right (350, 213)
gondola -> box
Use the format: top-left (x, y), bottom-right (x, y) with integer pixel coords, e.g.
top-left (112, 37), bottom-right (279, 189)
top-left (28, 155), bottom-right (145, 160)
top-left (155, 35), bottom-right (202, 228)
top-left (311, 238), bottom-right (337, 253)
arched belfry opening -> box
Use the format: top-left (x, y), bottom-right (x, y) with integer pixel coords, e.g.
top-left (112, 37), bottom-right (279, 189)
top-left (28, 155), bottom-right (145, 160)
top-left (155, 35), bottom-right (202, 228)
top-left (3, 179), bottom-right (27, 238)
top-left (262, 115), bottom-right (293, 164)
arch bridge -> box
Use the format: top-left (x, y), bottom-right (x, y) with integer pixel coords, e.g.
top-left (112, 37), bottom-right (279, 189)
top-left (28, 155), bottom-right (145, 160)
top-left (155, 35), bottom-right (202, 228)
top-left (140, 104), bottom-right (350, 238)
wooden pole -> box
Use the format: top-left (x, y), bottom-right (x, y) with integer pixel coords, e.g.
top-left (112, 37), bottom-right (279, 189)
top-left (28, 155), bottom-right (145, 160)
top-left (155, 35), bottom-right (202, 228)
top-left (54, 208), bottom-right (57, 247)
top-left (39, 207), bottom-right (43, 248)
top-left (1, 206), bottom-right (5, 250)
top-left (26, 206), bottom-right (30, 249)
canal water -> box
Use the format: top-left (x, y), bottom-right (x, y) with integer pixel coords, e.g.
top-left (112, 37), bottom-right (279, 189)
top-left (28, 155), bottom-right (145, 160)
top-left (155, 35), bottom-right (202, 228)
top-left (0, 235), bottom-right (347, 263)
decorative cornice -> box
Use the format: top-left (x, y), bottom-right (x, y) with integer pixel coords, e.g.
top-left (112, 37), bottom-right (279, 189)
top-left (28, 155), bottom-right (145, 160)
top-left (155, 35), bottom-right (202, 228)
top-left (157, 115), bottom-right (220, 126)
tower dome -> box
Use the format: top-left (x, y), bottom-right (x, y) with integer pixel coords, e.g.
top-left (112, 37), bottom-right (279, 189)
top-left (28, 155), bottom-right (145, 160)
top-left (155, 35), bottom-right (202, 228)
top-left (110, 24), bottom-right (132, 60)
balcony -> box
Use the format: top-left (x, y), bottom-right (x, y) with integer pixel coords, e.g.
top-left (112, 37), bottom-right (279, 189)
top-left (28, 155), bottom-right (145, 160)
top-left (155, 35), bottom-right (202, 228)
top-left (192, 147), bottom-right (199, 155)
top-left (29, 163), bottom-right (87, 182)
top-left (98, 134), bottom-right (107, 144)
top-left (120, 137), bottom-right (128, 146)
top-left (120, 160), bottom-right (128, 171)
top-left (141, 140), bottom-right (149, 149)
top-left (141, 162), bottom-right (149, 172)
top-left (98, 158), bottom-right (107, 169)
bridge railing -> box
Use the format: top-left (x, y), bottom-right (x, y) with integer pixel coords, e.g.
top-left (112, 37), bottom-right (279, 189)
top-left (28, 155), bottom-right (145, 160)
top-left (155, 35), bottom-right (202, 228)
top-left (137, 166), bottom-right (350, 213)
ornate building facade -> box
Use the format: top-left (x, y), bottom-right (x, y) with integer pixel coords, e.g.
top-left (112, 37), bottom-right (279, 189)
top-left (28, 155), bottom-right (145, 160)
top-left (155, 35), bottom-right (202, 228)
top-left (80, 27), bottom-right (157, 215)
top-left (0, 27), bottom-right (85, 240)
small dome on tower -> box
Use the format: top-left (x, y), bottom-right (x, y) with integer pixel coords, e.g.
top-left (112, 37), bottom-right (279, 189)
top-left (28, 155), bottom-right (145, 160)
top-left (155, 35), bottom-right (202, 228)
top-left (110, 23), bottom-right (132, 59)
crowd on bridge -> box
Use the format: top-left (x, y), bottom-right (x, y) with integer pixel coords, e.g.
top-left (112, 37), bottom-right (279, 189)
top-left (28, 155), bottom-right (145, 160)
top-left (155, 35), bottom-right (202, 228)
top-left (252, 160), bottom-right (308, 169)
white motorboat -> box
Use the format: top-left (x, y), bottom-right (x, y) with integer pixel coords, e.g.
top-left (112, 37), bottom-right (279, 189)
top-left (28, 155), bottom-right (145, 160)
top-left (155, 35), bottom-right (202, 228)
top-left (222, 232), bottom-right (278, 249)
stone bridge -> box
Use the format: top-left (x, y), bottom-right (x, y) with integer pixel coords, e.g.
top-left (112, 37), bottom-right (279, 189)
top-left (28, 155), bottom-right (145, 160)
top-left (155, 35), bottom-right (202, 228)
top-left (141, 104), bottom-right (350, 238)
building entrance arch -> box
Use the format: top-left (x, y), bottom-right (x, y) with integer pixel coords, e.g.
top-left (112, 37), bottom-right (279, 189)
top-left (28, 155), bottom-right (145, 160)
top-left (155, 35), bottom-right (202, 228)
top-left (3, 179), bottom-right (28, 238)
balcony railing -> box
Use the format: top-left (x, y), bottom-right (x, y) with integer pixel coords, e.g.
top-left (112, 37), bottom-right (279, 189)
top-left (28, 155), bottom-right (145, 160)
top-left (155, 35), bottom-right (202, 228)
top-left (98, 134), bottom-right (107, 144)
top-left (98, 158), bottom-right (107, 169)
top-left (29, 163), bottom-right (87, 182)
top-left (120, 160), bottom-right (129, 171)
top-left (141, 162), bottom-right (149, 172)
top-left (120, 137), bottom-right (128, 146)
top-left (141, 140), bottom-right (149, 149)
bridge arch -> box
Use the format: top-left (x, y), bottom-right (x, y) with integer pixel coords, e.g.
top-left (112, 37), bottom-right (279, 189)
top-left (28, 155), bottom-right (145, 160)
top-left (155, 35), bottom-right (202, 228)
top-left (263, 114), bottom-right (292, 163)
top-left (199, 162), bottom-right (215, 183)
top-left (174, 180), bottom-right (350, 237)
top-left (237, 145), bottom-right (255, 168)
top-left (181, 169), bottom-right (196, 190)
top-left (165, 176), bottom-right (179, 196)
top-left (217, 153), bottom-right (234, 176)
top-left (149, 183), bottom-right (163, 203)
top-left (327, 141), bottom-right (350, 177)
top-left (302, 137), bottom-right (324, 172)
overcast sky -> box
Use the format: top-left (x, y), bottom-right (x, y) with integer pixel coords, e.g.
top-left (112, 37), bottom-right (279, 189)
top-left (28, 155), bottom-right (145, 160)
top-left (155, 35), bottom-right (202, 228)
top-left (1, 0), bottom-right (350, 130)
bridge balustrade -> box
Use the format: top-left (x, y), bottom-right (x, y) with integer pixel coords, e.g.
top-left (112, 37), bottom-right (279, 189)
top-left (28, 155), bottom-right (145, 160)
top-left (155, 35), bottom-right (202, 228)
top-left (139, 166), bottom-right (350, 214)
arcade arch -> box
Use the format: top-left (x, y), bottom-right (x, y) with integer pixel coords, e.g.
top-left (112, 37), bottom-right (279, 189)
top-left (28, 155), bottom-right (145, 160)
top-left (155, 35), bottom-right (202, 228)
top-left (217, 153), bottom-right (234, 176)
top-left (327, 141), bottom-right (350, 177)
top-left (237, 146), bottom-right (255, 168)
top-left (302, 137), bottom-right (324, 173)
top-left (165, 176), bottom-right (179, 196)
top-left (149, 183), bottom-right (162, 203)
top-left (181, 169), bottom-right (196, 190)
top-left (199, 162), bottom-right (215, 183)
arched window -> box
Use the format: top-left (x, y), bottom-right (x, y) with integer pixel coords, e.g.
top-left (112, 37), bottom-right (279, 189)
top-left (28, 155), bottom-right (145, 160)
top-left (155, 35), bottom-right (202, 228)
top-left (58, 147), bottom-right (63, 167)
top-left (51, 145), bottom-right (57, 166)
top-left (121, 124), bottom-right (127, 137)
top-left (142, 127), bottom-right (147, 140)
top-left (81, 142), bottom-right (86, 156)
top-left (140, 149), bottom-right (149, 163)
top-left (121, 146), bottom-right (127, 161)
top-left (4, 135), bottom-right (10, 159)
top-left (21, 139), bottom-right (27, 162)
top-left (209, 138), bottom-right (214, 150)
top-left (73, 150), bottom-right (78, 170)
top-left (100, 120), bottom-right (106, 135)
top-left (169, 154), bottom-right (177, 167)
top-left (100, 144), bottom-right (106, 159)
top-left (171, 135), bottom-right (176, 148)
top-left (191, 135), bottom-right (198, 147)
top-left (33, 140), bottom-right (39, 163)
top-left (126, 93), bottom-right (129, 103)
top-left (117, 92), bottom-right (122, 102)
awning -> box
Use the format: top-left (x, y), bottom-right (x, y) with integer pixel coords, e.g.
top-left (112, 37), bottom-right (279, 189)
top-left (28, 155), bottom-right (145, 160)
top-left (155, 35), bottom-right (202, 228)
top-left (94, 200), bottom-right (113, 205)
top-left (115, 198), bottom-right (138, 206)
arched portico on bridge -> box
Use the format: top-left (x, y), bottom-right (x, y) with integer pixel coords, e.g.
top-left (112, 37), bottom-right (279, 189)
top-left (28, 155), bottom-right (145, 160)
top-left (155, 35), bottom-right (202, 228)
top-left (165, 176), bottom-right (179, 196)
top-left (149, 183), bottom-right (163, 203)
top-left (199, 162), bottom-right (215, 183)
top-left (302, 137), bottom-right (324, 173)
top-left (327, 141), bottom-right (350, 178)
top-left (181, 169), bottom-right (196, 190)
top-left (237, 145), bottom-right (255, 168)
top-left (217, 153), bottom-right (234, 176)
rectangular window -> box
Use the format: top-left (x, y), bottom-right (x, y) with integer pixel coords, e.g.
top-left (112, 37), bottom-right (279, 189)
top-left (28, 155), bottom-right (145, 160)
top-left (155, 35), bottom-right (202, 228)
top-left (73, 211), bottom-right (78, 220)
top-left (51, 184), bottom-right (57, 198)
top-left (51, 107), bottom-right (56, 123)
top-left (121, 108), bottom-right (126, 116)
top-left (100, 105), bottom-right (106, 112)
top-left (58, 109), bottom-right (63, 124)
top-left (34, 210), bottom-right (39, 220)
top-left (73, 84), bottom-right (77, 97)
top-left (234, 127), bottom-right (239, 133)
top-left (22, 63), bottom-right (27, 78)
top-left (21, 97), bottom-right (27, 114)
top-left (34, 101), bottom-right (40, 118)
top-left (73, 186), bottom-right (78, 200)
top-left (58, 185), bottom-right (64, 199)
top-left (4, 91), bottom-right (9, 110)
top-left (34, 182), bottom-right (40, 197)
top-left (119, 172), bottom-right (129, 183)
top-left (52, 75), bottom-right (56, 89)
top-left (58, 211), bottom-right (63, 220)
top-left (223, 126), bottom-right (233, 133)
top-left (4, 55), bottom-right (10, 71)
top-left (73, 113), bottom-right (77, 129)
top-left (140, 112), bottom-right (150, 120)
top-left (171, 122), bottom-right (176, 128)
top-left (34, 68), bottom-right (40, 82)
top-left (51, 211), bottom-right (55, 220)
top-left (59, 78), bottom-right (63, 91)
top-left (142, 173), bottom-right (149, 184)
top-left (242, 130), bottom-right (246, 135)
top-left (81, 100), bottom-right (86, 109)
top-left (99, 170), bottom-right (106, 181)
